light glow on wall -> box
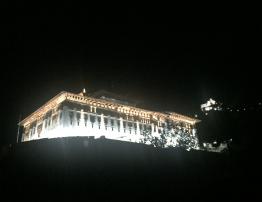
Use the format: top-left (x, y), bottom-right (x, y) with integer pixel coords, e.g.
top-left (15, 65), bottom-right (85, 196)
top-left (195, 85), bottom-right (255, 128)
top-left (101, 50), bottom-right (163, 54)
top-left (19, 90), bottom-right (201, 151)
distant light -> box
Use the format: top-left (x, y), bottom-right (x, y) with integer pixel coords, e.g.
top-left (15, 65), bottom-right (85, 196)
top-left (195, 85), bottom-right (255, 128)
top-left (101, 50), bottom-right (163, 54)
top-left (201, 98), bottom-right (222, 112)
top-left (194, 114), bottom-right (198, 118)
top-left (259, 102), bottom-right (262, 105)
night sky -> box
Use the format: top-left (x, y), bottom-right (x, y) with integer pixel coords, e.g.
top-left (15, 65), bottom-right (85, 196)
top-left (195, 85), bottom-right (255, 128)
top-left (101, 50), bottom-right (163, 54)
top-left (1, 5), bottom-right (262, 145)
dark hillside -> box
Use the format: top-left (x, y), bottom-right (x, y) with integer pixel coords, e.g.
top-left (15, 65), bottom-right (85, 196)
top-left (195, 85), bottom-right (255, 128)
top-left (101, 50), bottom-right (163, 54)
top-left (1, 137), bottom-right (259, 201)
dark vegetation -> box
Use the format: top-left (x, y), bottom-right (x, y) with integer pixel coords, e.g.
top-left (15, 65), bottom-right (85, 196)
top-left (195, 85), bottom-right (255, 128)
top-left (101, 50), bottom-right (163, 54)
top-left (0, 136), bottom-right (260, 201)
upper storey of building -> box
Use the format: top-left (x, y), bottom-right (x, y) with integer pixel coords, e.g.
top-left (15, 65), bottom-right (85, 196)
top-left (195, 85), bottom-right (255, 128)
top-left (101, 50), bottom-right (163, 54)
top-left (19, 90), bottom-right (200, 128)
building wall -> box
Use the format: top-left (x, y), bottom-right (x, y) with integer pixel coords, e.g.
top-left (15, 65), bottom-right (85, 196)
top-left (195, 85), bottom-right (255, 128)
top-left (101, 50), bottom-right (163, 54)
top-left (21, 101), bottom-right (199, 149)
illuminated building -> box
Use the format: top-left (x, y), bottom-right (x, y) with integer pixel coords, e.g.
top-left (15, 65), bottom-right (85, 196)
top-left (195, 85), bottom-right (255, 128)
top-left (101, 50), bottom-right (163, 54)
top-left (18, 90), bottom-right (201, 150)
top-left (200, 98), bottom-right (222, 113)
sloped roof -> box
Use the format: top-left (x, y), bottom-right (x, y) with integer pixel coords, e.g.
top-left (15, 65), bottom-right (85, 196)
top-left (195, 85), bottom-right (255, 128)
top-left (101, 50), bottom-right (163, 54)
top-left (19, 91), bottom-right (200, 127)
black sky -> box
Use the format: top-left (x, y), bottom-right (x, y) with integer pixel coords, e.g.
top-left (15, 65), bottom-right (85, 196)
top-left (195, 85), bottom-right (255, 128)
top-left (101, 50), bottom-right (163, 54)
top-left (1, 5), bottom-right (262, 144)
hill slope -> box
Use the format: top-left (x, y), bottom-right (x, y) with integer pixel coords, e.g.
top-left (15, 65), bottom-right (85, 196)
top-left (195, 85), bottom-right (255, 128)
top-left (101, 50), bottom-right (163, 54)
top-left (0, 137), bottom-right (259, 201)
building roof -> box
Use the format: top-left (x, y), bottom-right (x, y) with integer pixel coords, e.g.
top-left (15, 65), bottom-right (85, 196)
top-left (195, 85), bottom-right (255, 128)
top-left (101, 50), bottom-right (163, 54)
top-left (91, 90), bottom-right (139, 106)
top-left (19, 91), bottom-right (201, 127)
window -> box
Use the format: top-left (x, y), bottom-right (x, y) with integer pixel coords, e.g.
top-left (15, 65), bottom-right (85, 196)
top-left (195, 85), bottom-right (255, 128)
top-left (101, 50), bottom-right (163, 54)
top-left (37, 124), bottom-right (42, 137)
top-left (123, 121), bottom-right (126, 132)
top-left (90, 115), bottom-right (95, 123)
top-left (84, 114), bottom-right (88, 126)
top-left (77, 113), bottom-right (80, 126)
top-left (69, 112), bottom-right (73, 125)
top-left (52, 114), bottom-right (58, 125)
top-left (32, 127), bottom-right (35, 135)
top-left (117, 120), bottom-right (120, 132)
top-left (104, 118), bottom-right (108, 129)
top-left (104, 118), bottom-right (109, 125)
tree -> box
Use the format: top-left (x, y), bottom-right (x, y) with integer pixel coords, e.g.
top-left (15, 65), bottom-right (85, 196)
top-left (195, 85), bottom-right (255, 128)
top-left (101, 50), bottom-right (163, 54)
top-left (139, 129), bottom-right (166, 148)
top-left (139, 125), bottom-right (199, 151)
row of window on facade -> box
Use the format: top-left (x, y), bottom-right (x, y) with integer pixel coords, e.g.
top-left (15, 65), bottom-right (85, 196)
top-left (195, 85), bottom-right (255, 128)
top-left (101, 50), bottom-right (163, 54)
top-left (59, 103), bottom-right (174, 127)
top-left (26, 113), bottom-right (59, 137)
top-left (29, 110), bottom-right (188, 134)
top-left (66, 114), bottom-right (192, 135)
top-left (25, 106), bottom-right (191, 137)
top-left (67, 111), bottom-right (155, 125)
top-left (67, 111), bottom-right (190, 129)
top-left (68, 114), bottom-right (152, 130)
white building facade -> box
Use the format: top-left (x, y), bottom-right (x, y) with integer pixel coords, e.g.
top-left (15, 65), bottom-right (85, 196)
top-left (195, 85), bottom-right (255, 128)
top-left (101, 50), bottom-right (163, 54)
top-left (19, 91), bottom-right (200, 150)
